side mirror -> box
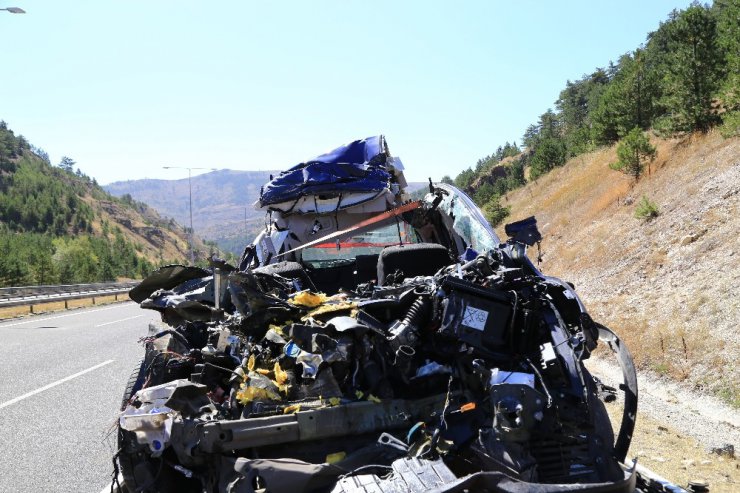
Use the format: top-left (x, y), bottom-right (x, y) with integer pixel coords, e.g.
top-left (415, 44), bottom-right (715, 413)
top-left (504, 216), bottom-right (542, 246)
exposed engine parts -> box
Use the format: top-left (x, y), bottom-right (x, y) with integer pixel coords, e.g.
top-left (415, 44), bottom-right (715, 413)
top-left (116, 138), bottom-right (640, 493)
top-left (119, 246), bottom-right (637, 492)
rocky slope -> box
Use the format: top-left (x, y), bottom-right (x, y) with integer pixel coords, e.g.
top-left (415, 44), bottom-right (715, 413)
top-left (487, 130), bottom-right (740, 490)
top-left (496, 130), bottom-right (739, 404)
top-left (86, 195), bottom-right (199, 265)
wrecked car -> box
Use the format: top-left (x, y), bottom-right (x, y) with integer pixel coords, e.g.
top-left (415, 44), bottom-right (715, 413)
top-left (116, 136), bottom-right (649, 492)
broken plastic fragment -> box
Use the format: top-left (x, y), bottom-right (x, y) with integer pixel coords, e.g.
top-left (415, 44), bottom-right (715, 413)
top-left (284, 340), bottom-right (324, 378)
top-left (268, 324), bottom-right (286, 337)
top-left (237, 373), bottom-right (282, 404)
top-left (415, 360), bottom-right (453, 378)
top-left (119, 411), bottom-right (173, 456)
top-left (119, 381), bottom-right (186, 456)
top-left (274, 362), bottom-right (288, 386)
top-left (284, 341), bottom-right (301, 357)
top-left (302, 301), bottom-right (358, 321)
top-left (325, 451), bottom-right (347, 464)
top-left (296, 352), bottom-right (323, 378)
top-left (236, 385), bottom-right (281, 405)
top-left (247, 355), bottom-right (256, 372)
top-left (290, 291), bottom-right (328, 308)
top-left (283, 404), bottom-right (301, 414)
top-left (459, 402), bottom-right (476, 412)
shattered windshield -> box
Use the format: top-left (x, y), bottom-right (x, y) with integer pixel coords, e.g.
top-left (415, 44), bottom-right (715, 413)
top-left (433, 184), bottom-right (500, 254)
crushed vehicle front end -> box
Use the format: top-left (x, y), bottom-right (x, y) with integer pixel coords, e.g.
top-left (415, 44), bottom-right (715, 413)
top-left (115, 136), bottom-right (656, 493)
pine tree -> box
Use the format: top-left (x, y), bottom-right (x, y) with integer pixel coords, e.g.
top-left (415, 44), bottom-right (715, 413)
top-left (609, 128), bottom-right (657, 180)
top-left (529, 138), bottom-right (567, 179)
top-left (660, 4), bottom-right (723, 132)
top-left (713, 0), bottom-right (740, 135)
top-left (591, 50), bottom-right (662, 144)
top-left (58, 156), bottom-right (76, 172)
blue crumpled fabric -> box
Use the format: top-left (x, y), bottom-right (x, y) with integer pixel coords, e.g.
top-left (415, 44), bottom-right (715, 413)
top-left (259, 136), bottom-right (392, 207)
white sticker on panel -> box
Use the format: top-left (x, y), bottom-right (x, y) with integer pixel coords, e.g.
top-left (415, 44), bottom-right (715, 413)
top-left (462, 306), bottom-right (488, 331)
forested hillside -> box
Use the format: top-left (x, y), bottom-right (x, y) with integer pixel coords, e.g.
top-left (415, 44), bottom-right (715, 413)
top-left (448, 1), bottom-right (738, 221)
top-left (0, 121), bottom-right (200, 287)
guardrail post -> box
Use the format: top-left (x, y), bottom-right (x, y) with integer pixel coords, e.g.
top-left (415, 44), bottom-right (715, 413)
top-left (29, 305), bottom-right (34, 314)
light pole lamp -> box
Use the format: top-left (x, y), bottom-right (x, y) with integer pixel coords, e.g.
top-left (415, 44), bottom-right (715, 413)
top-left (0, 7), bottom-right (25, 13)
top-left (162, 166), bottom-right (218, 264)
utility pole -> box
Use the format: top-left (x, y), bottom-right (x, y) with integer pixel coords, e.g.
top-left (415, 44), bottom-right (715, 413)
top-left (162, 166), bottom-right (217, 265)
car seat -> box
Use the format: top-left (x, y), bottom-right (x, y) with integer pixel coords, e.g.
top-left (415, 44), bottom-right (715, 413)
top-left (376, 243), bottom-right (451, 285)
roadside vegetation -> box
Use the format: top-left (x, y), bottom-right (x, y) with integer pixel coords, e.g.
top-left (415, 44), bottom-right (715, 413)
top-left (447, 1), bottom-right (738, 226)
top-left (634, 195), bottom-right (660, 220)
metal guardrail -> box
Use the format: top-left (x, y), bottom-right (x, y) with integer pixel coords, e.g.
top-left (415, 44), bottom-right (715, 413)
top-left (0, 281), bottom-right (139, 311)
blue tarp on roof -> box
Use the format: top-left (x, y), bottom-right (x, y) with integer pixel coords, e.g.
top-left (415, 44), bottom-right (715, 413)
top-left (259, 136), bottom-right (391, 207)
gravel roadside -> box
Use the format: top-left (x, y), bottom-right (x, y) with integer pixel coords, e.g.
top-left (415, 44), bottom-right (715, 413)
top-left (585, 355), bottom-right (739, 491)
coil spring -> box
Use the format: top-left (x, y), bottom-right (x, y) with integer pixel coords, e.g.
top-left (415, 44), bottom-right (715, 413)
top-left (403, 296), bottom-right (431, 329)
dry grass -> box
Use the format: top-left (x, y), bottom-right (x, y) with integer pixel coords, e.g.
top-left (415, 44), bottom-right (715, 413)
top-left (0, 294), bottom-right (125, 320)
top-left (80, 195), bottom-right (194, 265)
top-left (603, 403), bottom-right (739, 492)
top-left (498, 130), bottom-right (740, 404)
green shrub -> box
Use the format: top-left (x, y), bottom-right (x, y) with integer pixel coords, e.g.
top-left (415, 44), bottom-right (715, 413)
top-left (483, 196), bottom-right (511, 226)
top-left (719, 110), bottom-right (740, 138)
top-left (610, 128), bottom-right (657, 180)
top-left (634, 195), bottom-right (660, 220)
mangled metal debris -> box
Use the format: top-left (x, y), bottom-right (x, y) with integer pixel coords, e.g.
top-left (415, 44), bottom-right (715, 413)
top-left (116, 136), bottom-right (641, 493)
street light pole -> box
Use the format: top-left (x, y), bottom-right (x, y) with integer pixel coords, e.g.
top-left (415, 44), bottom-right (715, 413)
top-left (188, 168), bottom-right (193, 262)
top-left (162, 166), bottom-right (217, 265)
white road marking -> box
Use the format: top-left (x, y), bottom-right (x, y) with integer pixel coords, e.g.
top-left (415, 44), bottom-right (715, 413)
top-left (0, 360), bottom-right (115, 409)
top-left (95, 315), bottom-right (144, 327)
top-left (0, 303), bottom-right (134, 328)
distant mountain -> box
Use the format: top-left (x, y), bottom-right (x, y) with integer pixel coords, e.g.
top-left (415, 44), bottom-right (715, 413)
top-left (106, 169), bottom-right (428, 254)
top-left (105, 169), bottom-right (279, 255)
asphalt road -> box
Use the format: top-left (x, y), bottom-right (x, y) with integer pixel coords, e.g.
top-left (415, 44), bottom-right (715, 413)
top-left (0, 302), bottom-right (159, 493)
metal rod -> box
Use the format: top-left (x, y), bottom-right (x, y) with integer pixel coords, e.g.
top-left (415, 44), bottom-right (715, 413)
top-left (162, 166), bottom-right (216, 265)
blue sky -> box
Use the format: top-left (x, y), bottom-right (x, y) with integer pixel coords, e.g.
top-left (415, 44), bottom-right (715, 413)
top-left (1, 1), bottom-right (695, 184)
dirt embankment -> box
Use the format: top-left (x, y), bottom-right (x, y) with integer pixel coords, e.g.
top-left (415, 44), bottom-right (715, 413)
top-left (497, 130), bottom-right (739, 489)
top-left (499, 130), bottom-right (739, 401)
